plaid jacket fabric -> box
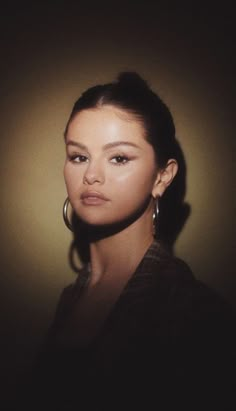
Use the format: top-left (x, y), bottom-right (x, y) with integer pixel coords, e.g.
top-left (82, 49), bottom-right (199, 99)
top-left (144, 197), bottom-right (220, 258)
top-left (32, 241), bottom-right (236, 410)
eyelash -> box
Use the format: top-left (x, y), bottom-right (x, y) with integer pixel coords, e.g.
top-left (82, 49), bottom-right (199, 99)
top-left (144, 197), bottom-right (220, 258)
top-left (68, 154), bottom-right (130, 165)
top-left (110, 155), bottom-right (130, 165)
top-left (69, 154), bottom-right (88, 163)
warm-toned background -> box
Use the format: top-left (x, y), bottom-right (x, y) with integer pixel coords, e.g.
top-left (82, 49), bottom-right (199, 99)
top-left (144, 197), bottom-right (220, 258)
top-left (0, 2), bottom-right (234, 408)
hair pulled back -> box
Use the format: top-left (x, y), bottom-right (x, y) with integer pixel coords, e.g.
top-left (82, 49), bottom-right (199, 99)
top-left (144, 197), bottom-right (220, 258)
top-left (65, 71), bottom-right (177, 168)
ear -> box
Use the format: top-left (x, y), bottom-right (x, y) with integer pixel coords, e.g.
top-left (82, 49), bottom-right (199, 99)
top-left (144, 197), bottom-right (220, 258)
top-left (152, 159), bottom-right (178, 198)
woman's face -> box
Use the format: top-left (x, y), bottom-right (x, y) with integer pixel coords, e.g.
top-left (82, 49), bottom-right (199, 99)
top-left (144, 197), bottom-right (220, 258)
top-left (64, 105), bottom-right (158, 226)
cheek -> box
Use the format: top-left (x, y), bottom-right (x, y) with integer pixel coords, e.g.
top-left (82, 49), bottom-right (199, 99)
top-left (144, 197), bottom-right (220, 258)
top-left (64, 164), bottom-right (82, 182)
top-left (64, 168), bottom-right (81, 198)
top-left (110, 165), bottom-right (155, 190)
top-left (108, 167), bottom-right (155, 205)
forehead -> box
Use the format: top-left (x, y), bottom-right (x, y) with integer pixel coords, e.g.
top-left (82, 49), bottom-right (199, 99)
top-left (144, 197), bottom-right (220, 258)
top-left (66, 105), bottom-right (146, 144)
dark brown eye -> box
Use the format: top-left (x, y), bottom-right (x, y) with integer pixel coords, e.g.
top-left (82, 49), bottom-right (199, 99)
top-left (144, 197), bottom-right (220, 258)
top-left (111, 155), bottom-right (129, 164)
top-left (70, 155), bottom-right (88, 162)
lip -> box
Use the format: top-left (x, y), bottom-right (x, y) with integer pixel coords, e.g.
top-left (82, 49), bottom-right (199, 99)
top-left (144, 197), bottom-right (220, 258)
top-left (81, 191), bottom-right (109, 200)
top-left (80, 190), bottom-right (109, 205)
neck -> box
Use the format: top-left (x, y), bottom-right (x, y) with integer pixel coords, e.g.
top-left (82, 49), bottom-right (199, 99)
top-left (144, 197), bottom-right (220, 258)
top-left (87, 203), bottom-right (154, 288)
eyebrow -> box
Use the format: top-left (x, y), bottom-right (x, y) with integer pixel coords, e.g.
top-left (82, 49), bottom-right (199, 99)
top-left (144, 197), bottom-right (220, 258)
top-left (65, 140), bottom-right (141, 150)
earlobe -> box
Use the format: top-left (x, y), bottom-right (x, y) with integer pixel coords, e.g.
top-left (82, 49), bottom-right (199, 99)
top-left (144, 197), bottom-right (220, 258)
top-left (152, 159), bottom-right (178, 198)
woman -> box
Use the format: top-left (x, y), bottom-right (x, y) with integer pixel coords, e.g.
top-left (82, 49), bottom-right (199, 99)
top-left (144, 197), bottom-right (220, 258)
top-left (32, 72), bottom-right (235, 410)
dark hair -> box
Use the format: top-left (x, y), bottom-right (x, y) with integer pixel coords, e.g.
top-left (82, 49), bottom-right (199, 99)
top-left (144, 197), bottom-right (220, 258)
top-left (64, 72), bottom-right (177, 168)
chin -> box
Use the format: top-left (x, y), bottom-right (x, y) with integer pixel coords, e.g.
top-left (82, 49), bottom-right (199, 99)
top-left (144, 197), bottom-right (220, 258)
top-left (76, 212), bottom-right (113, 227)
top-left (78, 210), bottom-right (141, 236)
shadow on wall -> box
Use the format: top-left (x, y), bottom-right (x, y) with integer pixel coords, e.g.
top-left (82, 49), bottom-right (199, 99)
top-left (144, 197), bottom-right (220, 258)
top-left (65, 137), bottom-right (190, 278)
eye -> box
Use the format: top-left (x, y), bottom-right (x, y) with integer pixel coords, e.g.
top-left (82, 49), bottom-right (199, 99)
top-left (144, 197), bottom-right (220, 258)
top-left (110, 155), bottom-right (129, 165)
top-left (69, 154), bottom-right (88, 163)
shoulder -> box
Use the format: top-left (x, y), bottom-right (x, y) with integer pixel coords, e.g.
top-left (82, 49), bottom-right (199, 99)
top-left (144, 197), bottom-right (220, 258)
top-left (129, 240), bottom-right (235, 332)
top-left (127, 240), bottom-right (197, 301)
top-left (138, 240), bottom-right (229, 300)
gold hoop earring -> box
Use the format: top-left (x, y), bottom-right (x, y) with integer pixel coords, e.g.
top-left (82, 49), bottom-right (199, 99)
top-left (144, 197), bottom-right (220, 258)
top-left (63, 197), bottom-right (73, 231)
top-left (152, 195), bottom-right (160, 236)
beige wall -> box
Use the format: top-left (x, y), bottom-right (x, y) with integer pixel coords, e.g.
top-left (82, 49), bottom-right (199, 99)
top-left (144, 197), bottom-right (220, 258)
top-left (1, 3), bottom-right (234, 406)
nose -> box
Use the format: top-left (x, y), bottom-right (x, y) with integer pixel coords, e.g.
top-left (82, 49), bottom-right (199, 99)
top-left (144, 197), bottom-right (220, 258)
top-left (83, 160), bottom-right (105, 185)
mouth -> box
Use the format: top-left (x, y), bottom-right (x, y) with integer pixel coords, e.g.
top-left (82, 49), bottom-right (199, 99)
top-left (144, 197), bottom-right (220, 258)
top-left (80, 190), bottom-right (109, 205)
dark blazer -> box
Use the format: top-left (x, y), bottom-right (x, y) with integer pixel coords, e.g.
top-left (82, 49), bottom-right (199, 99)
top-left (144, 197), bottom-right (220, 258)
top-left (31, 241), bottom-right (236, 410)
